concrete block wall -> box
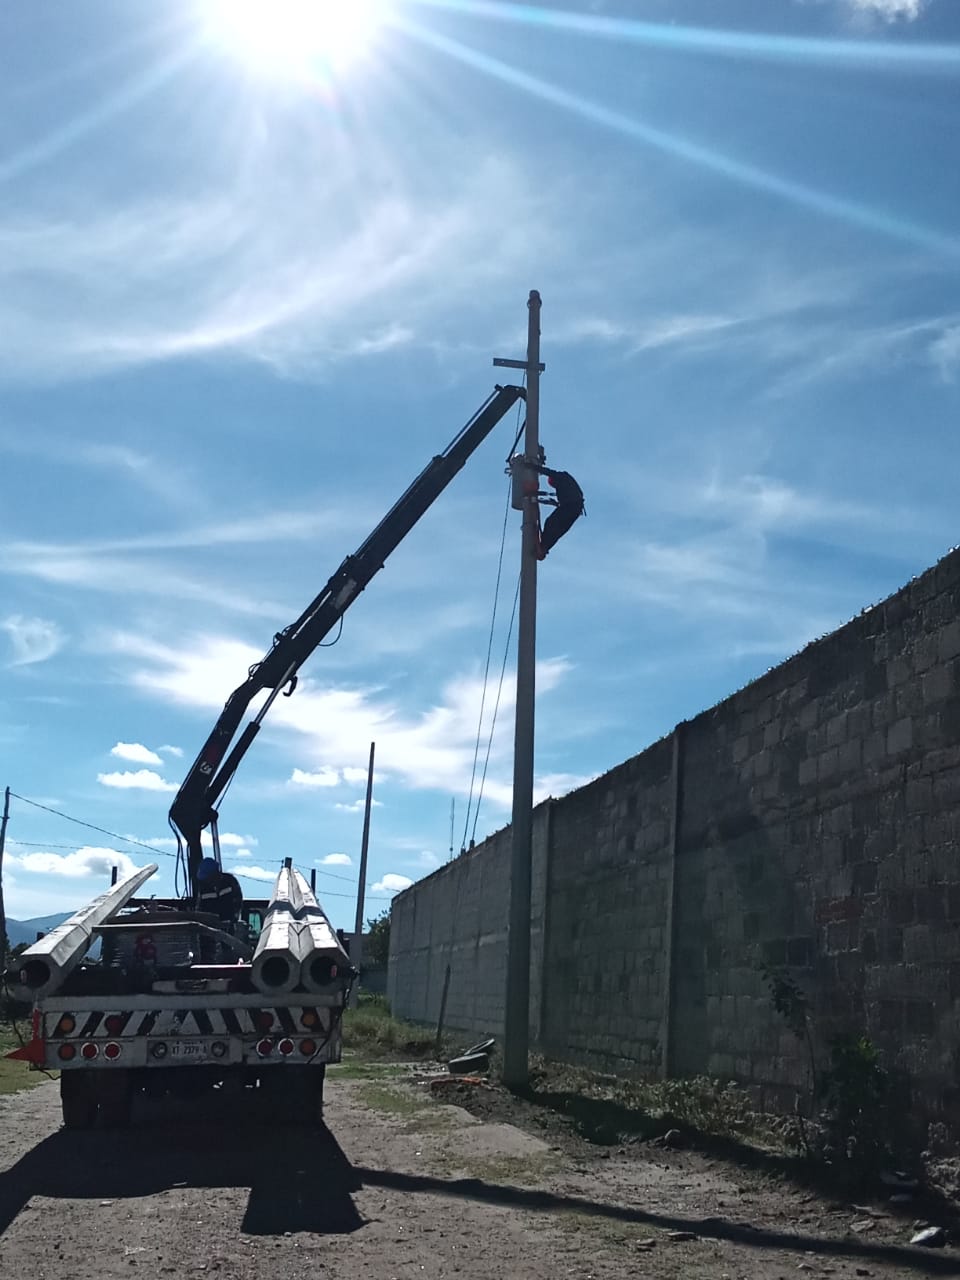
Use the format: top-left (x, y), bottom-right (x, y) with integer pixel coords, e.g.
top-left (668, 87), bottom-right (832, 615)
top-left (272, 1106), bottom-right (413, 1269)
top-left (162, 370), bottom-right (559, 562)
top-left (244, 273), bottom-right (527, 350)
top-left (388, 546), bottom-right (960, 1128)
top-left (387, 807), bottom-right (550, 1040)
top-left (540, 740), bottom-right (674, 1073)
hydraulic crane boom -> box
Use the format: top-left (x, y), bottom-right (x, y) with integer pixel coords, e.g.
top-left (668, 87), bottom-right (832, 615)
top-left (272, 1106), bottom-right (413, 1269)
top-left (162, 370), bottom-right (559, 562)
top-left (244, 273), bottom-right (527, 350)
top-left (169, 384), bottom-right (525, 895)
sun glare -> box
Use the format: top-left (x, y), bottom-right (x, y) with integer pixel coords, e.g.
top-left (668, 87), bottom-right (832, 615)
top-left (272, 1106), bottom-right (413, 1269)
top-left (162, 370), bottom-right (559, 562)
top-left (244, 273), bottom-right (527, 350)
top-left (204, 0), bottom-right (384, 79)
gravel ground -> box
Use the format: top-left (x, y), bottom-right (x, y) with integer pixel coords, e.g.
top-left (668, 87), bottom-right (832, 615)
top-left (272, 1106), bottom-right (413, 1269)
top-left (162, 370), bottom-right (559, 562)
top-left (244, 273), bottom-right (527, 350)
top-left (0, 1067), bottom-right (959, 1279)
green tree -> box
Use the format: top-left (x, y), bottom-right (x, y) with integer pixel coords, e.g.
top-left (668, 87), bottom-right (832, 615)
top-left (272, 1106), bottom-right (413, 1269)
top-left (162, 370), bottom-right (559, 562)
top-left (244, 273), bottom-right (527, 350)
top-left (365, 908), bottom-right (390, 967)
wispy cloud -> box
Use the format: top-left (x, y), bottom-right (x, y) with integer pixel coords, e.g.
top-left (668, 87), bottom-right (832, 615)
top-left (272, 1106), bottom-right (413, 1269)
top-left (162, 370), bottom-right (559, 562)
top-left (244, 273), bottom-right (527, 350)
top-left (97, 768), bottom-right (177, 792)
top-left (319, 853), bottom-right (352, 867)
top-left (111, 741), bottom-right (163, 766)
top-left (0, 541), bottom-right (289, 619)
top-left (930, 326), bottom-right (960, 381)
top-left (1, 614), bottom-right (65, 666)
top-left (159, 744), bottom-right (183, 758)
top-left (0, 152), bottom-right (551, 381)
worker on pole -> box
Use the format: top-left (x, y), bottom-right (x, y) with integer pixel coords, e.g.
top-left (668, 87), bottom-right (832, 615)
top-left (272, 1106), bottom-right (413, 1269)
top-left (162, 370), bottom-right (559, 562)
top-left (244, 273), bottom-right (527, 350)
top-left (535, 466), bottom-right (584, 559)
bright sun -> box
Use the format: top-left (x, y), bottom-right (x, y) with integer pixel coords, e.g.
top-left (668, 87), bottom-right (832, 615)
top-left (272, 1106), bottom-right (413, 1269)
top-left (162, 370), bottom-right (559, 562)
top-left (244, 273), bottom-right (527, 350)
top-left (204, 0), bottom-right (385, 79)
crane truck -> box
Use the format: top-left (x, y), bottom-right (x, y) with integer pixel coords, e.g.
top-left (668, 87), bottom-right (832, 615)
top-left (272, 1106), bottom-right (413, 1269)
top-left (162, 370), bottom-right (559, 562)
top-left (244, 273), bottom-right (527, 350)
top-left (6, 383), bottom-right (525, 1129)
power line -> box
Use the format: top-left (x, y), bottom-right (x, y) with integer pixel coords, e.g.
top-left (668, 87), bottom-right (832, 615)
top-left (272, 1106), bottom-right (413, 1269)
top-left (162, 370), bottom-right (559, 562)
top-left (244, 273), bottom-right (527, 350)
top-left (8, 793), bottom-right (176, 858)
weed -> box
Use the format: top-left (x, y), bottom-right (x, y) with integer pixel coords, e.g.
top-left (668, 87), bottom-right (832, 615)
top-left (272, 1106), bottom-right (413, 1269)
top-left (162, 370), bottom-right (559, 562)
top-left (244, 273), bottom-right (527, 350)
top-left (760, 966), bottom-right (908, 1177)
top-left (343, 995), bottom-right (441, 1060)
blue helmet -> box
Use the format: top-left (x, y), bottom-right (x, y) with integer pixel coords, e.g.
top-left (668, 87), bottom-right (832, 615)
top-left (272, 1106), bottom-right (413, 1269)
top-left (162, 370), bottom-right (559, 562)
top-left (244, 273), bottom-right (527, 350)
top-left (197, 857), bottom-right (219, 883)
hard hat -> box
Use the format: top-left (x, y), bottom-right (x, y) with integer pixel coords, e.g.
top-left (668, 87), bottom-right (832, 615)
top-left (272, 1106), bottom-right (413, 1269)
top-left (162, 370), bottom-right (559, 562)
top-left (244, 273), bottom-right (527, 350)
top-left (197, 857), bottom-right (219, 882)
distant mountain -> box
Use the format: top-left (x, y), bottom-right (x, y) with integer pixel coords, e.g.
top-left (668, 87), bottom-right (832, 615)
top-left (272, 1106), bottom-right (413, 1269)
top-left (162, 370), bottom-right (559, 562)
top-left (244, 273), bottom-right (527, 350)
top-left (5, 914), bottom-right (72, 948)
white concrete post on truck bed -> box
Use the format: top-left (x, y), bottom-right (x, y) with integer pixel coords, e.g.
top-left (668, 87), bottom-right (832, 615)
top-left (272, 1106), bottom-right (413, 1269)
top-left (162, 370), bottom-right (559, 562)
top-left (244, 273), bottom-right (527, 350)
top-left (14, 863), bottom-right (158, 998)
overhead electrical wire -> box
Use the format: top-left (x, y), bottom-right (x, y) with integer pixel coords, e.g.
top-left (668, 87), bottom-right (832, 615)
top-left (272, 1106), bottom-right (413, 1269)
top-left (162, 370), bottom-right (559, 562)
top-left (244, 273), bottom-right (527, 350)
top-left (8, 792), bottom-right (176, 858)
top-left (461, 391), bottom-right (527, 851)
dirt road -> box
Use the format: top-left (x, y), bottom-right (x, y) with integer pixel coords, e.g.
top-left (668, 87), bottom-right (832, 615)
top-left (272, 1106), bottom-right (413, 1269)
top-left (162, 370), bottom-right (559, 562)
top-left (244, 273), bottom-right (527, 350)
top-left (1, 1066), bottom-right (958, 1279)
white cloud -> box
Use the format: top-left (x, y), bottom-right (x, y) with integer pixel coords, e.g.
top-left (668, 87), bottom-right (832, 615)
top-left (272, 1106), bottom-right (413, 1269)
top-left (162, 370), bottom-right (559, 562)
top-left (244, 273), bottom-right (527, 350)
top-left (319, 853), bottom-right (352, 867)
top-left (534, 772), bottom-right (597, 802)
top-left (848, 0), bottom-right (924, 20)
top-left (233, 864), bottom-right (279, 882)
top-left (105, 629), bottom-right (573, 810)
top-left (289, 767), bottom-right (340, 788)
top-left (216, 832), bottom-right (257, 848)
top-left (341, 766), bottom-right (372, 785)
top-left (1, 614), bottom-right (64, 666)
top-left (229, 848), bottom-right (253, 858)
top-left (335, 798), bottom-right (384, 814)
top-left (97, 768), bottom-right (177, 792)
top-left (111, 741), bottom-right (163, 766)
top-left (159, 744), bottom-right (183, 757)
top-left (11, 846), bottom-right (143, 880)
top-left (414, 850), bottom-right (440, 870)
top-left (371, 873), bottom-right (413, 895)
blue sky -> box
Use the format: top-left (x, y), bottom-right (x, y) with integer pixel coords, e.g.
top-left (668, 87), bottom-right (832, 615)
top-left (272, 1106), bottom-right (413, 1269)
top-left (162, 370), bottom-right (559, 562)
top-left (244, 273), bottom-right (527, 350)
top-left (2, 0), bottom-right (959, 925)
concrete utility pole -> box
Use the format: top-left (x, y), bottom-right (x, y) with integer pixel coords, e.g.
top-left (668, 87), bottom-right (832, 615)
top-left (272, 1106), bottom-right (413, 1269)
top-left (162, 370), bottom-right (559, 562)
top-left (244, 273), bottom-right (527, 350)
top-left (350, 741), bottom-right (376, 1007)
top-left (0, 786), bottom-right (9, 969)
top-left (498, 290), bottom-right (543, 1088)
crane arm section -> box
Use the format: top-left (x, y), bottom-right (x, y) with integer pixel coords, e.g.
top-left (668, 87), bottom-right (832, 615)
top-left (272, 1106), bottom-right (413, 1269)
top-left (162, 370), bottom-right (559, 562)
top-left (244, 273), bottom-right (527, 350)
top-left (169, 384), bottom-right (525, 894)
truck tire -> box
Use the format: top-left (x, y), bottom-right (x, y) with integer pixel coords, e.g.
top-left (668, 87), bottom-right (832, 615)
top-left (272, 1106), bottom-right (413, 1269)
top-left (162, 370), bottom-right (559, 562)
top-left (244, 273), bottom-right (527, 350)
top-left (262, 1065), bottom-right (325, 1125)
top-left (98, 1069), bottom-right (133, 1129)
top-left (60, 1072), bottom-right (97, 1130)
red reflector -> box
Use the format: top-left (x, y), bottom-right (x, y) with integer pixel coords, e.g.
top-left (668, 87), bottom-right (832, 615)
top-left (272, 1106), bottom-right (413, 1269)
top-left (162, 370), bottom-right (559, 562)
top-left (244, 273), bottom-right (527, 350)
top-left (256, 1038), bottom-right (274, 1057)
top-left (255, 1012), bottom-right (274, 1032)
top-left (103, 1042), bottom-right (121, 1060)
top-left (58, 1044), bottom-right (76, 1061)
top-left (104, 1015), bottom-right (125, 1036)
top-left (81, 1042), bottom-right (99, 1060)
top-left (299, 1039), bottom-right (317, 1057)
top-left (278, 1038), bottom-right (294, 1056)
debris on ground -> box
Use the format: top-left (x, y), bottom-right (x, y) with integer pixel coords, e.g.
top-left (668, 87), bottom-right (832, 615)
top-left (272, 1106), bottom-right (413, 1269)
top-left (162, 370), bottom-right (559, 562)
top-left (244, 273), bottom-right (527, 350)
top-left (909, 1225), bottom-right (947, 1247)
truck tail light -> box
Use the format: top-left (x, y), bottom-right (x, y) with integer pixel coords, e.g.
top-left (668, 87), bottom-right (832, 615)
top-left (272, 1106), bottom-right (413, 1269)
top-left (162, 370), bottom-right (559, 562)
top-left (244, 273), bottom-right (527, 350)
top-left (58, 1044), bottom-right (76, 1061)
top-left (278, 1038), bottom-right (294, 1056)
top-left (104, 1015), bottom-right (125, 1036)
top-left (81, 1042), bottom-right (99, 1060)
top-left (299, 1039), bottom-right (317, 1056)
top-left (103, 1042), bottom-right (122, 1060)
top-left (56, 1014), bottom-right (76, 1035)
top-left (256, 1038), bottom-right (274, 1057)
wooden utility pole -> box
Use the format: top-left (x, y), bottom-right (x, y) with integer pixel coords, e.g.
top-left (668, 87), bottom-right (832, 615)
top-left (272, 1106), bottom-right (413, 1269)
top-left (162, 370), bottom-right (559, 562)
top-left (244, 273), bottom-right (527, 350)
top-left (0, 787), bottom-right (8, 970)
top-left (499, 290), bottom-right (543, 1088)
top-left (350, 742), bottom-right (376, 1007)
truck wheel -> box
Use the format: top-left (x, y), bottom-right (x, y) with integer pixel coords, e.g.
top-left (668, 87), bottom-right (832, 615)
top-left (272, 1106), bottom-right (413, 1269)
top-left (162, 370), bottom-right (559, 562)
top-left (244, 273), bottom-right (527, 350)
top-left (60, 1072), bottom-right (97, 1130)
top-left (263, 1066), bottom-right (324, 1125)
top-left (98, 1070), bottom-right (133, 1129)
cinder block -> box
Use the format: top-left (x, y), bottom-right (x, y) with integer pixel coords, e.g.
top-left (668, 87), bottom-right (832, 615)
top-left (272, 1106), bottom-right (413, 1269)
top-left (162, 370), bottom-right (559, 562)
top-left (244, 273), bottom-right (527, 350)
top-left (887, 717), bottom-right (913, 756)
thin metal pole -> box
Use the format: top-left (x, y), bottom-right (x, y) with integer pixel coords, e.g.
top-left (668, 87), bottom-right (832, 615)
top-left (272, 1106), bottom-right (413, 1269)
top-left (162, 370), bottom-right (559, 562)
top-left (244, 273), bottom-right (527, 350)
top-left (0, 786), bottom-right (9, 969)
top-left (350, 742), bottom-right (376, 1007)
top-left (503, 290), bottom-right (541, 1088)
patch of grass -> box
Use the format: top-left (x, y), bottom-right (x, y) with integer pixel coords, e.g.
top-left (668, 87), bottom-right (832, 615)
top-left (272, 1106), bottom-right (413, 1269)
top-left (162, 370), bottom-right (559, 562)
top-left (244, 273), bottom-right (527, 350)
top-left (522, 1057), bottom-right (763, 1148)
top-left (451, 1152), bottom-right (560, 1186)
top-left (342, 994), bottom-right (441, 1060)
top-left (328, 1059), bottom-right (408, 1081)
top-left (355, 1081), bottom-right (432, 1120)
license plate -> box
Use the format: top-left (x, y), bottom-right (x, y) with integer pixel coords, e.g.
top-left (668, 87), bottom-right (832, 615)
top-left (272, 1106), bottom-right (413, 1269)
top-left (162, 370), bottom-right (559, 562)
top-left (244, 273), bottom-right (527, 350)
top-left (168, 1041), bottom-right (204, 1058)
